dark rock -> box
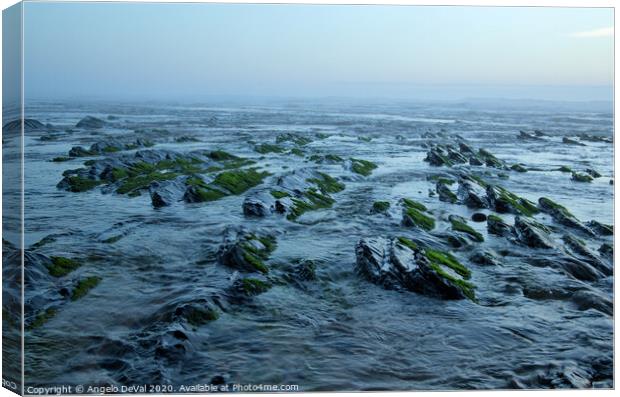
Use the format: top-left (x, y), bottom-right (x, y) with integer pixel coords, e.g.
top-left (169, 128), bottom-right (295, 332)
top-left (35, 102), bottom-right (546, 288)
top-left (3, 118), bottom-right (47, 132)
top-left (586, 220), bottom-right (613, 236)
top-left (149, 179), bottom-right (187, 208)
top-left (571, 172), bottom-right (593, 183)
top-left (469, 156), bottom-right (484, 166)
top-left (436, 182), bottom-right (457, 203)
top-left (585, 168), bottom-right (602, 178)
top-left (514, 216), bottom-right (554, 249)
top-left (457, 178), bottom-right (489, 209)
top-left (424, 146), bottom-right (453, 167)
top-left (562, 234), bottom-right (611, 276)
top-left (478, 148), bottom-right (506, 169)
top-left (517, 130), bottom-right (544, 141)
top-left (76, 116), bottom-right (106, 129)
top-left (487, 214), bottom-right (513, 236)
top-left (458, 142), bottom-right (475, 154)
top-left (470, 250), bottom-right (502, 266)
top-left (598, 243), bottom-right (613, 258)
top-left (242, 192), bottom-right (275, 217)
top-left (471, 213), bottom-right (487, 222)
top-left (217, 228), bottom-right (276, 274)
top-left (562, 137), bottom-right (586, 146)
top-left (572, 290), bottom-right (612, 315)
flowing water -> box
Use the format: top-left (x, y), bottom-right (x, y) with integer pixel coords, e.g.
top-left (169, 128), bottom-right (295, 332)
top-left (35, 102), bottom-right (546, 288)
top-left (3, 99), bottom-right (613, 390)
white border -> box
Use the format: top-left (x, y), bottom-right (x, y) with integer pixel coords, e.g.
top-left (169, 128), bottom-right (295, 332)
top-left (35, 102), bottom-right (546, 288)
top-left (0, 2), bottom-right (616, 397)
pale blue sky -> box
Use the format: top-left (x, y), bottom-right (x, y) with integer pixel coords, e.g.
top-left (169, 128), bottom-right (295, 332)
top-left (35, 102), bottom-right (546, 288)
top-left (22, 2), bottom-right (614, 101)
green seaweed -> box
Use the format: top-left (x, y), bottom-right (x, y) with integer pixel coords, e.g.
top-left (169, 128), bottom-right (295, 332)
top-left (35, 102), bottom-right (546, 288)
top-left (208, 150), bottom-right (239, 161)
top-left (240, 278), bottom-right (271, 296)
top-left (102, 146), bottom-right (121, 153)
top-left (71, 277), bottom-right (101, 301)
top-left (212, 168), bottom-right (271, 195)
top-left (450, 219), bottom-right (484, 242)
top-left (510, 164), bottom-right (528, 173)
top-left (487, 214), bottom-right (505, 223)
top-left (351, 158), bottom-right (378, 176)
top-left (52, 156), bottom-right (72, 162)
top-left (103, 235), bottom-right (123, 244)
top-left (571, 172), bottom-right (593, 183)
top-left (270, 190), bottom-right (291, 199)
top-left (493, 186), bottom-right (539, 217)
top-left (424, 248), bottom-right (476, 301)
top-left (276, 133), bottom-right (312, 146)
top-left (372, 201), bottom-right (390, 213)
top-left (241, 251), bottom-right (269, 274)
top-left (290, 148), bottom-right (305, 157)
top-left (558, 165), bottom-right (572, 173)
top-left (325, 154), bottom-right (344, 162)
top-left (66, 176), bottom-right (102, 192)
top-left (116, 171), bottom-right (179, 195)
top-left (397, 236), bottom-right (418, 251)
top-left (191, 186), bottom-right (228, 202)
top-left (27, 308), bottom-right (57, 330)
top-left (48, 256), bottom-right (81, 277)
top-left (306, 172), bottom-right (345, 194)
top-left (185, 307), bottom-right (219, 326)
top-left (254, 144), bottom-right (286, 154)
top-left (539, 197), bottom-right (574, 219)
top-left (402, 198), bottom-right (427, 212)
top-left (404, 207), bottom-right (435, 231)
top-left (286, 191), bottom-right (335, 221)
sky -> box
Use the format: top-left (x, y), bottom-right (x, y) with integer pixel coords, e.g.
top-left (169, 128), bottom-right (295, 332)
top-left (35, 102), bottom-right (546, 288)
top-left (19, 2), bottom-right (614, 102)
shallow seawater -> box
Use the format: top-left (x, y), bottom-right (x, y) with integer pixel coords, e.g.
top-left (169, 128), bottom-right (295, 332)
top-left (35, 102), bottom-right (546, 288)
top-left (4, 99), bottom-right (613, 390)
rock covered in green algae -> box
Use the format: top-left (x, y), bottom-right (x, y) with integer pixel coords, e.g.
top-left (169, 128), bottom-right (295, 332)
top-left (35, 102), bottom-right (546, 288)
top-left (27, 308), bottom-right (57, 330)
top-left (71, 276), bottom-right (101, 301)
top-left (538, 197), bottom-right (595, 236)
top-left (242, 168), bottom-right (345, 221)
top-left (355, 236), bottom-right (476, 301)
top-left (75, 116), bottom-right (106, 129)
top-left (349, 158), bottom-right (378, 176)
top-left (233, 277), bottom-right (272, 297)
top-left (562, 234), bottom-right (611, 276)
top-left (175, 304), bottom-right (220, 327)
top-left (68, 138), bottom-right (153, 157)
top-left (436, 181), bottom-right (458, 203)
top-left (510, 164), bottom-right (528, 173)
top-left (469, 250), bottom-right (503, 266)
top-left (275, 132), bottom-right (312, 146)
top-left (514, 216), bottom-right (554, 249)
top-left (486, 214), bottom-right (513, 236)
top-left (308, 154), bottom-right (344, 164)
top-left (486, 185), bottom-right (539, 217)
top-left (456, 176), bottom-right (489, 209)
top-left (478, 149), bottom-right (506, 169)
top-left (586, 220), bottom-right (613, 236)
top-left (450, 217), bottom-right (484, 242)
top-left (401, 199), bottom-right (435, 231)
top-left (57, 149), bottom-right (268, 208)
top-left (571, 172), bottom-right (593, 183)
top-left (562, 137), bottom-right (586, 146)
top-left (254, 143), bottom-right (286, 154)
top-left (47, 256), bottom-right (81, 277)
top-left (371, 201), bottom-right (390, 213)
top-left (217, 229), bottom-right (277, 274)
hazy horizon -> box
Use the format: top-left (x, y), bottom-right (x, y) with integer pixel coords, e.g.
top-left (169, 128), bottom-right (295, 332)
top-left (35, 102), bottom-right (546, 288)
top-left (20, 2), bottom-right (615, 102)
